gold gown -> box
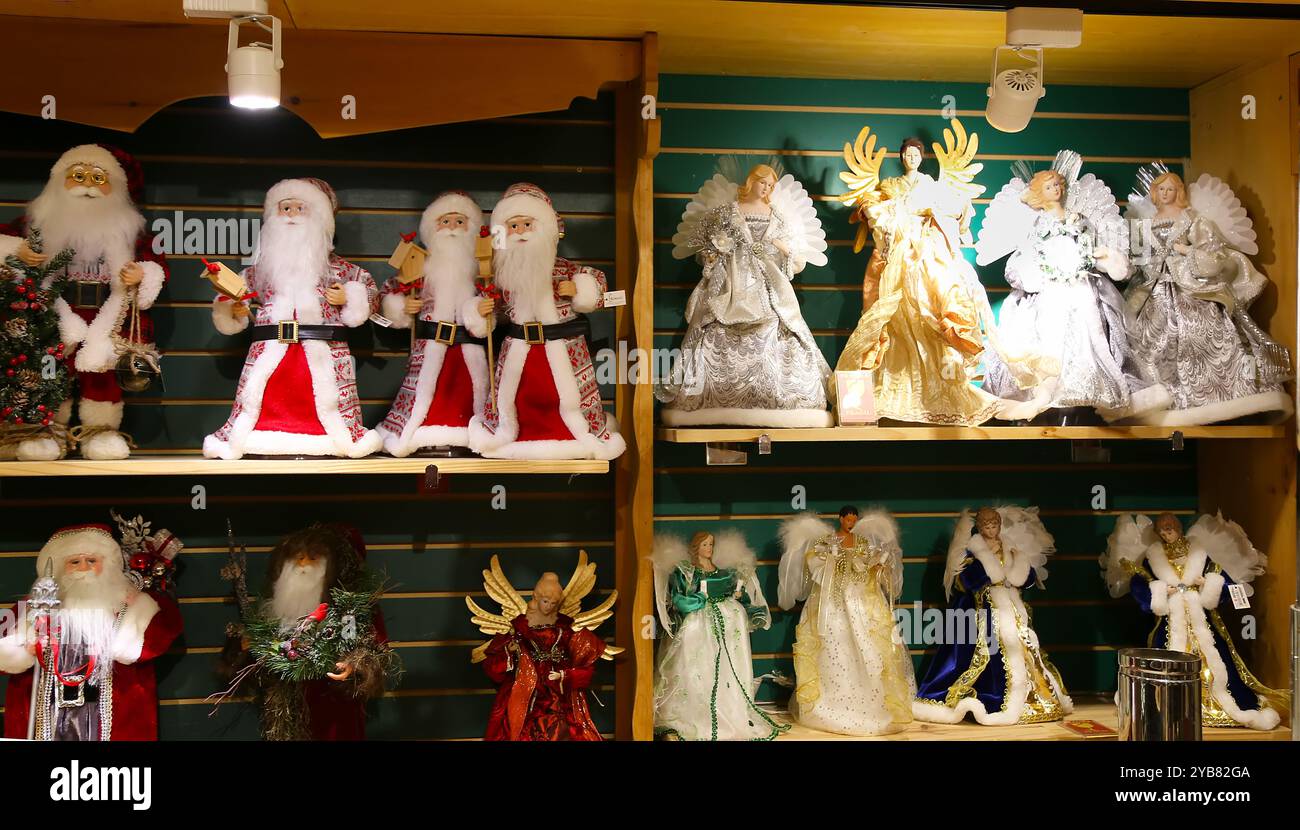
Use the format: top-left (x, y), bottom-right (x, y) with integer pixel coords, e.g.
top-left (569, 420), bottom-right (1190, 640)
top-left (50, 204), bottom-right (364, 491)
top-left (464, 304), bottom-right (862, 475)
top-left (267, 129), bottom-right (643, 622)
top-left (836, 174), bottom-right (1003, 426)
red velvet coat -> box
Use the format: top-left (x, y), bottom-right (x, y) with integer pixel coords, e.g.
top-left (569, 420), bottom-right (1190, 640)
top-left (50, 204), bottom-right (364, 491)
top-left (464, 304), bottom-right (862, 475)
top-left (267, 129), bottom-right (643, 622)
top-left (481, 613), bottom-right (603, 741)
top-left (2, 592), bottom-right (183, 741)
top-left (296, 607), bottom-right (388, 741)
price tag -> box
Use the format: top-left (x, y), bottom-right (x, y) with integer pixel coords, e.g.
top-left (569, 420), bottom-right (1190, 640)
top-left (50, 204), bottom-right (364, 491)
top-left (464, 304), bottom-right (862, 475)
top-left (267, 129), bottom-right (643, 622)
top-left (602, 290), bottom-right (627, 308)
top-left (369, 314), bottom-right (393, 328)
top-left (1228, 583), bottom-right (1250, 610)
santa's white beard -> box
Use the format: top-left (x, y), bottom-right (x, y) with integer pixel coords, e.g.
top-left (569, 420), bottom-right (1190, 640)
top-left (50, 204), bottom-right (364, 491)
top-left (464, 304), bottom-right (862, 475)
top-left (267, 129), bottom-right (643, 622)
top-left (420, 230), bottom-right (477, 309)
top-left (267, 559), bottom-right (328, 627)
top-left (494, 231), bottom-right (558, 318)
top-left (253, 214), bottom-right (332, 295)
top-left (27, 184), bottom-right (144, 272)
top-left (55, 567), bottom-right (133, 660)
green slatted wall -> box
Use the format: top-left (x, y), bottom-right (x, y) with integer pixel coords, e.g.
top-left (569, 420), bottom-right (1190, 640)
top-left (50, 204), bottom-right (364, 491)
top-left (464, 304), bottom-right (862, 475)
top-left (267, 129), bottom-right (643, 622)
top-left (0, 96), bottom-right (619, 739)
top-left (652, 74), bottom-right (1195, 702)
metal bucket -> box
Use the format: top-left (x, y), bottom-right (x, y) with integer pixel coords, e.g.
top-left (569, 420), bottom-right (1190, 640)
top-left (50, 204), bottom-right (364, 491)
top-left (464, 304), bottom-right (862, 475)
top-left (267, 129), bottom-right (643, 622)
top-left (1117, 648), bottom-right (1202, 741)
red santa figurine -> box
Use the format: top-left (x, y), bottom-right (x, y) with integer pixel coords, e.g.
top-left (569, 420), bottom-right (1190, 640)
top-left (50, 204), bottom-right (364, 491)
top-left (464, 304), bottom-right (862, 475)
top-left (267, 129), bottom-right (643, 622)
top-left (0, 144), bottom-right (168, 460)
top-left (376, 191), bottom-right (488, 456)
top-left (0, 524), bottom-right (183, 740)
top-left (463, 183), bottom-right (625, 460)
top-left (205, 178), bottom-right (381, 459)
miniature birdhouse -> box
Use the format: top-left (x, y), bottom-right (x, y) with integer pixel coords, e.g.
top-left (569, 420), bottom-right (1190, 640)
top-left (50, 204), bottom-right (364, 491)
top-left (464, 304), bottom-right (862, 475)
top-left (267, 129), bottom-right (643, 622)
top-left (388, 232), bottom-right (427, 285)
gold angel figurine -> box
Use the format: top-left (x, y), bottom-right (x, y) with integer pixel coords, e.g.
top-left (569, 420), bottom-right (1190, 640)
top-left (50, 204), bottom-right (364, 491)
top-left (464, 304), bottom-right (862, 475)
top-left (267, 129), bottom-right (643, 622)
top-left (466, 552), bottom-right (621, 740)
top-left (836, 118), bottom-right (1035, 426)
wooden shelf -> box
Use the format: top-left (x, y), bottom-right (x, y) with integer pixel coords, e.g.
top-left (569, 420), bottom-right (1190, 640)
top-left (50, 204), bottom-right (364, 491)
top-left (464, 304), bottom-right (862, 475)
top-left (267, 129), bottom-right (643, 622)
top-left (657, 424), bottom-right (1288, 443)
top-left (0, 456), bottom-right (610, 478)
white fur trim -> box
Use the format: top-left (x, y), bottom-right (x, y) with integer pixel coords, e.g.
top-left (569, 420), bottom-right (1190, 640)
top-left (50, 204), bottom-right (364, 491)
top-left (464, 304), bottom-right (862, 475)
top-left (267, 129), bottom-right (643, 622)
top-left (0, 233), bottom-right (20, 260)
top-left (264, 179), bottom-right (335, 236)
top-left (490, 193), bottom-right (558, 241)
top-left (966, 533), bottom-right (1034, 588)
top-left (1200, 571), bottom-right (1226, 609)
top-left (570, 271), bottom-right (602, 314)
top-left (385, 342), bottom-right (487, 455)
top-left (660, 407), bottom-right (834, 428)
top-left (381, 292), bottom-right (413, 329)
top-left (71, 276), bottom-right (131, 373)
top-left (79, 399), bottom-right (123, 429)
top-left (111, 592), bottom-right (160, 665)
top-left (0, 634), bottom-right (36, 674)
top-left (461, 295), bottom-right (491, 338)
top-left (339, 280), bottom-right (372, 328)
top-left (1149, 580), bottom-right (1170, 615)
top-left (1126, 390), bottom-right (1294, 427)
top-left (37, 527), bottom-right (121, 576)
top-left (1099, 383), bottom-right (1172, 422)
top-left (51, 145), bottom-right (127, 189)
top-left (53, 298), bottom-right (89, 348)
top-left (16, 437), bottom-right (62, 461)
top-left (212, 296), bottom-right (251, 336)
top-left (134, 260), bottom-right (165, 310)
top-left (420, 193), bottom-right (483, 247)
top-left (80, 431), bottom-right (130, 460)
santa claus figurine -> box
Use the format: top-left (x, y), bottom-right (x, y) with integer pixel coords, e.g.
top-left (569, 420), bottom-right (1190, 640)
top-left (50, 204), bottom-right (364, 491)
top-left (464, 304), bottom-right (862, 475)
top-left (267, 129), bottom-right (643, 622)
top-left (220, 523), bottom-right (392, 740)
top-left (0, 524), bottom-right (183, 740)
top-left (0, 144), bottom-right (168, 460)
top-left (463, 183), bottom-right (625, 460)
top-left (376, 191), bottom-right (488, 456)
top-left (205, 178), bottom-right (381, 459)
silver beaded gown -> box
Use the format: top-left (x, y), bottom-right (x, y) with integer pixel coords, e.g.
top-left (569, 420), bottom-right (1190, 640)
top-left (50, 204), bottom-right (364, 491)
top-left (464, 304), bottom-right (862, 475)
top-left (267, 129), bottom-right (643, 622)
top-left (657, 203), bottom-right (832, 427)
top-left (1125, 210), bottom-right (1292, 424)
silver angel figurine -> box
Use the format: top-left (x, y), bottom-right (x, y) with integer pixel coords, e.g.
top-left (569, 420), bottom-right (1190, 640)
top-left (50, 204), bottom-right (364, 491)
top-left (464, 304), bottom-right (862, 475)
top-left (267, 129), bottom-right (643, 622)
top-left (976, 151), bottom-right (1169, 422)
top-left (656, 161), bottom-right (833, 427)
top-left (1122, 166), bottom-right (1292, 425)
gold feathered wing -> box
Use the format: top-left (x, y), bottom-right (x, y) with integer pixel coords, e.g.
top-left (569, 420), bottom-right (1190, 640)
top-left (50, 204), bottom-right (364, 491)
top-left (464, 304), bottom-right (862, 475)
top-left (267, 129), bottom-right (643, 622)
top-left (562, 550), bottom-right (623, 661)
top-left (466, 554), bottom-right (528, 663)
top-left (932, 118), bottom-right (985, 204)
top-left (839, 124), bottom-right (888, 253)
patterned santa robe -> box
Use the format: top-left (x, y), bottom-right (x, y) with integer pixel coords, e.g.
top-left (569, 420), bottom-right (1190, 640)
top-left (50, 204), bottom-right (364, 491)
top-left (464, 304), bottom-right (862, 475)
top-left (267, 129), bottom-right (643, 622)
top-left (375, 272), bottom-right (487, 456)
top-left (463, 258), bottom-right (624, 460)
top-left (0, 591), bottom-right (184, 740)
top-left (205, 254), bottom-right (381, 458)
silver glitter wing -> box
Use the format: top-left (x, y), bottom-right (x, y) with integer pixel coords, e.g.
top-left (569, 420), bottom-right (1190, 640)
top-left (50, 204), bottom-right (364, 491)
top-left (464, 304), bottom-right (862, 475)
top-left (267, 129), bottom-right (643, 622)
top-left (975, 177), bottom-right (1035, 266)
top-left (1125, 161), bottom-right (1171, 222)
top-left (671, 173), bottom-right (739, 259)
top-left (1066, 173), bottom-right (1129, 262)
top-left (769, 173), bottom-right (828, 269)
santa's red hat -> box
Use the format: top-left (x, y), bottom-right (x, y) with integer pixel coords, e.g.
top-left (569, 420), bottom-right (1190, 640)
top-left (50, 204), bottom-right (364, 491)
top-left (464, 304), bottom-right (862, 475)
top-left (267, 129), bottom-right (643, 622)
top-left (263, 177), bottom-right (339, 236)
top-left (36, 524), bottom-right (123, 577)
top-left (490, 182), bottom-right (564, 241)
top-left (47, 144), bottom-right (145, 206)
top-left (419, 190), bottom-right (483, 248)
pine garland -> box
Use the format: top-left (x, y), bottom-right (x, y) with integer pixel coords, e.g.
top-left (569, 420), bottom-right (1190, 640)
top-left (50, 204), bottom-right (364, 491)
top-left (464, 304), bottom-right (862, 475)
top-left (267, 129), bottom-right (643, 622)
top-left (242, 579), bottom-right (387, 684)
top-left (0, 228), bottom-right (75, 432)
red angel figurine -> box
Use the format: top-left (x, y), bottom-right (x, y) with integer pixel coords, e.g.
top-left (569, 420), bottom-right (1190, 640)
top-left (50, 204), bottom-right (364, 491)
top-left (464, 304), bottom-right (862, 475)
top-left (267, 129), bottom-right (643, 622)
top-left (467, 552), bottom-right (621, 740)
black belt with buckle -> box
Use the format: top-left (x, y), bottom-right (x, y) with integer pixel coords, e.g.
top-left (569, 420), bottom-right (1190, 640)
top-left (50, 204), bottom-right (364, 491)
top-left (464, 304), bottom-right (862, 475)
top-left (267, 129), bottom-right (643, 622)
top-left (415, 320), bottom-right (486, 347)
top-left (250, 322), bottom-right (348, 344)
top-left (505, 317), bottom-right (591, 346)
top-left (62, 281), bottom-right (109, 309)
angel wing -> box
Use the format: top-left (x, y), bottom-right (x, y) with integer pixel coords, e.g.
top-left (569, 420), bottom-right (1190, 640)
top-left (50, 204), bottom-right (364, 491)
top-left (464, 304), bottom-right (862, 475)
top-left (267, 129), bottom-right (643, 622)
top-left (850, 508), bottom-right (903, 600)
top-left (717, 154), bottom-right (785, 189)
top-left (671, 173), bottom-right (739, 259)
top-left (1125, 161), bottom-right (1170, 223)
top-left (465, 554), bottom-right (528, 663)
top-left (1187, 511), bottom-right (1267, 591)
top-left (1188, 173), bottom-right (1258, 255)
top-left (1101, 514), bottom-right (1157, 598)
top-left (997, 505), bottom-right (1056, 588)
top-left (769, 173), bottom-right (828, 270)
top-left (1067, 173), bottom-right (1129, 270)
top-left (711, 528), bottom-right (769, 631)
top-left (562, 550), bottom-right (622, 659)
top-left (839, 123), bottom-right (888, 253)
top-left (777, 513), bottom-right (831, 610)
top-left (974, 178), bottom-right (1035, 266)
top-left (932, 118), bottom-right (985, 204)
top-left (942, 510), bottom-right (975, 601)
top-left (650, 534), bottom-right (690, 637)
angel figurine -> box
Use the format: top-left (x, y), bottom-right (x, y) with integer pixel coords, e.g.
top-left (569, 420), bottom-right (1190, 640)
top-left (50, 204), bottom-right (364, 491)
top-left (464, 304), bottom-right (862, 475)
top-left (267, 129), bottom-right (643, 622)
top-left (466, 552), bottom-right (621, 741)
top-left (835, 119), bottom-right (1033, 426)
top-left (1122, 167), bottom-right (1292, 425)
top-left (976, 151), bottom-right (1169, 422)
top-left (1102, 512), bottom-right (1286, 729)
top-left (651, 530), bottom-right (787, 741)
top-left (777, 507), bottom-right (915, 736)
top-left (913, 506), bottom-right (1073, 725)
top-left (656, 161), bottom-right (833, 427)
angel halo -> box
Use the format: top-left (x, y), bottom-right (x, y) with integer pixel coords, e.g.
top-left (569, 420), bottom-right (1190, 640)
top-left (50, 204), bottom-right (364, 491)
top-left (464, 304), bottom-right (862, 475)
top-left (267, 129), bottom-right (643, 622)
top-left (656, 158), bottom-right (834, 428)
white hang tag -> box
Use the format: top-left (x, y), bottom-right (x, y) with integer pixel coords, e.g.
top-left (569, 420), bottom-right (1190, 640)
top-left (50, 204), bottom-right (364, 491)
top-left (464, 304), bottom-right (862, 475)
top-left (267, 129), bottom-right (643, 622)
top-left (369, 313), bottom-right (393, 328)
top-left (1228, 583), bottom-right (1250, 610)
top-left (602, 290), bottom-right (626, 308)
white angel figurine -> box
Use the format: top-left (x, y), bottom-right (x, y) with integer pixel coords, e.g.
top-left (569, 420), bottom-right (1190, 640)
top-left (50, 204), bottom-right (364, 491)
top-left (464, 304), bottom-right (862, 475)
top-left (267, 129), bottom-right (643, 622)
top-left (1102, 512), bottom-right (1286, 729)
top-left (651, 529), bottom-right (787, 741)
top-left (656, 161), bottom-right (833, 427)
top-left (976, 151), bottom-right (1169, 422)
top-left (1122, 166), bottom-right (1293, 425)
top-left (777, 506), bottom-right (915, 736)
top-left (913, 506), bottom-right (1073, 725)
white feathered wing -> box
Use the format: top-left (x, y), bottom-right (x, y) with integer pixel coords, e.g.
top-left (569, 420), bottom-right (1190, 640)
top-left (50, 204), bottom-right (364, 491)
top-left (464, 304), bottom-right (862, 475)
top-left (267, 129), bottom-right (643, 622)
top-left (1187, 511), bottom-right (1267, 596)
top-left (851, 508), bottom-right (904, 600)
top-left (670, 173), bottom-right (739, 260)
top-left (1101, 513), bottom-right (1157, 598)
top-left (777, 513), bottom-right (831, 610)
top-left (1188, 173), bottom-right (1258, 256)
top-left (769, 173), bottom-right (828, 270)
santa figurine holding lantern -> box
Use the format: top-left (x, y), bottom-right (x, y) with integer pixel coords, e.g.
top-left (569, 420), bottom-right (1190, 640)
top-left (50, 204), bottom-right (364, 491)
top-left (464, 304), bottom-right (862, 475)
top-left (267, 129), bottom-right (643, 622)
top-left (0, 144), bottom-right (168, 460)
top-left (205, 178), bottom-right (381, 459)
top-left (462, 183), bottom-right (624, 460)
top-left (376, 191), bottom-right (489, 456)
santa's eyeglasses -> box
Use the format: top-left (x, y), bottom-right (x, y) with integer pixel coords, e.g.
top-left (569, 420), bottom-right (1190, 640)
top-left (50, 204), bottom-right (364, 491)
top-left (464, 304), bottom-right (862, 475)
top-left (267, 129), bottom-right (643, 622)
top-left (66, 165), bottom-right (109, 186)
